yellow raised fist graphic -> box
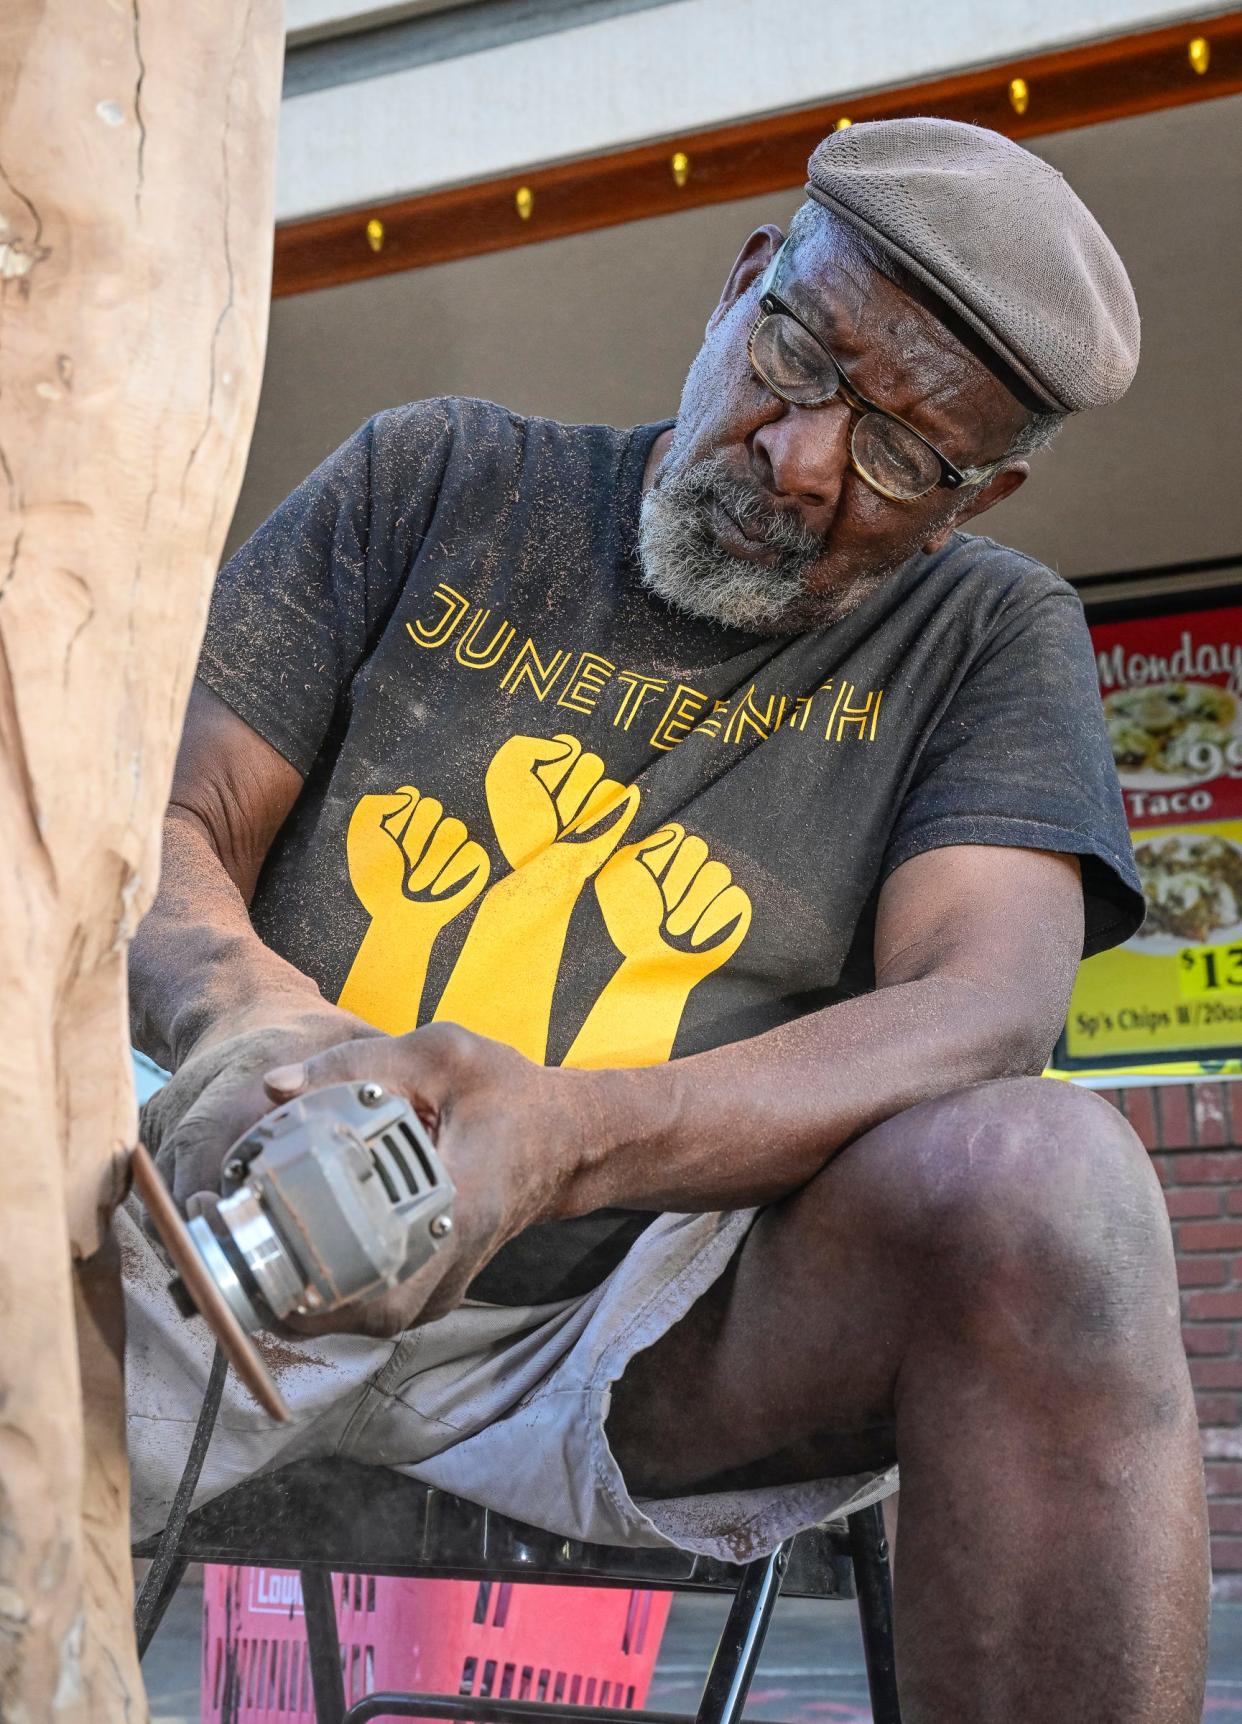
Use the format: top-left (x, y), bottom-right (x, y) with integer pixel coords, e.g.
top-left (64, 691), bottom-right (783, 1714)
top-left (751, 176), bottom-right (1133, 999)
top-left (435, 732), bottom-right (641, 1061)
top-left (347, 787), bottom-right (490, 920)
top-left (339, 787), bottom-right (490, 1034)
top-left (484, 732), bottom-right (640, 874)
top-left (566, 824), bottom-right (752, 1069)
top-left (594, 824), bottom-right (752, 966)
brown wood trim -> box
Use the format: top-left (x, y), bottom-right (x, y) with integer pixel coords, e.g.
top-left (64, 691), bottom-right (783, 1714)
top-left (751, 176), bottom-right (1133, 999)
top-left (274, 9), bottom-right (1242, 297)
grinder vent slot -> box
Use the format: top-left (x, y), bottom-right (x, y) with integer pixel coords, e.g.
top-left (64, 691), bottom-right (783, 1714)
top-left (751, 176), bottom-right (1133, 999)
top-left (379, 1131), bottom-right (420, 1196)
top-left (397, 1118), bottom-right (436, 1189)
top-left (368, 1148), bottom-right (400, 1205)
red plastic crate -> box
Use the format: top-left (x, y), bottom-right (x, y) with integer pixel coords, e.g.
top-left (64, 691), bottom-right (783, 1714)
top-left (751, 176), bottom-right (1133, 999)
top-left (201, 1563), bottom-right (672, 1722)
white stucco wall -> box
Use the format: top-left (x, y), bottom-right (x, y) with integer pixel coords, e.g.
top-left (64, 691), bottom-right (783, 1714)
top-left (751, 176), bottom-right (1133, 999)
top-left (276, 0), bottom-right (1231, 219)
top-left (286, 0), bottom-right (485, 46)
top-left (230, 92), bottom-right (1242, 583)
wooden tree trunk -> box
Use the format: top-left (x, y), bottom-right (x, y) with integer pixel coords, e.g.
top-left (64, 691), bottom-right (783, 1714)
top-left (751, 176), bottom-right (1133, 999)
top-left (0, 5), bottom-right (283, 1717)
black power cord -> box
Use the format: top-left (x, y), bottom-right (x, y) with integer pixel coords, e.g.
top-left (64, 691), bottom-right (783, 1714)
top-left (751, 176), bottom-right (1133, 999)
top-left (133, 1343), bottom-right (228, 1655)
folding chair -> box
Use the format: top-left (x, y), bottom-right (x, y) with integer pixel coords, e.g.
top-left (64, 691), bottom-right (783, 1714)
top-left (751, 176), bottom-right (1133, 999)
top-left (133, 1456), bottom-right (901, 1724)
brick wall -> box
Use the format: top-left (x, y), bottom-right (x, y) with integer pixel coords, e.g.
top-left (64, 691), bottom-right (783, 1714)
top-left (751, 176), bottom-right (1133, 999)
top-left (1098, 1081), bottom-right (1242, 1597)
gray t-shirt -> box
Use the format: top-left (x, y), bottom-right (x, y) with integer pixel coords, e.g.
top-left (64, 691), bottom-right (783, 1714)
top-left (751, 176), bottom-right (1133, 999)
top-left (198, 396), bottom-right (1142, 1302)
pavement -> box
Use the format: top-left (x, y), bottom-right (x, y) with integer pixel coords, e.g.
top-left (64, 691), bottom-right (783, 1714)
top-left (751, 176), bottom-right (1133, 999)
top-left (144, 1579), bottom-right (1242, 1722)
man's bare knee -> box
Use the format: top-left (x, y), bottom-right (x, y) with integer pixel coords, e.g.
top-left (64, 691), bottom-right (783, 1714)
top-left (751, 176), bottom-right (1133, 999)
top-left (846, 1079), bottom-right (1179, 1364)
top-left (773, 1079), bottom-right (1177, 1371)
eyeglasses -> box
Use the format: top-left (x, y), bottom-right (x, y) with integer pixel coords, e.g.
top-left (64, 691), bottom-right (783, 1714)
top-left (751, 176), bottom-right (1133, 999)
top-left (747, 247), bottom-right (1003, 504)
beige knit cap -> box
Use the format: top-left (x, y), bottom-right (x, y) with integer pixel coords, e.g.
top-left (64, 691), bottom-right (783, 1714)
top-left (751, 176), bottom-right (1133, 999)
top-left (805, 117), bottom-right (1140, 412)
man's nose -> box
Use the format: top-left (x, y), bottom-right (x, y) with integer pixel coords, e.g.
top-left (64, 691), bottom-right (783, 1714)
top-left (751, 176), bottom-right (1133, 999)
top-left (750, 401), bottom-right (851, 519)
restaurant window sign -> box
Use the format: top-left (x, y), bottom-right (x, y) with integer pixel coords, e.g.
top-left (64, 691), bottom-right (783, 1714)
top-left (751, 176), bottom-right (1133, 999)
top-left (1061, 599), bottom-right (1242, 1069)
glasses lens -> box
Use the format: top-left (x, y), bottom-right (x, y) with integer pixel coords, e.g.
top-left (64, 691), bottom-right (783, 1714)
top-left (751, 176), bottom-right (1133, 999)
top-left (750, 312), bottom-right (840, 407)
top-left (851, 412), bottom-right (941, 501)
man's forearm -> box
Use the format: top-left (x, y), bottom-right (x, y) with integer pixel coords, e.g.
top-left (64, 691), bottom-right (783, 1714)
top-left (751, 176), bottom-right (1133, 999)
top-left (556, 973), bottom-right (1052, 1218)
top-left (129, 808), bottom-right (323, 1070)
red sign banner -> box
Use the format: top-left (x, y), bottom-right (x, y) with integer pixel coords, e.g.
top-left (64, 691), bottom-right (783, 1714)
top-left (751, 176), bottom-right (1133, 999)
top-left (1062, 599), bottom-right (1242, 1066)
top-left (1095, 603), bottom-right (1242, 828)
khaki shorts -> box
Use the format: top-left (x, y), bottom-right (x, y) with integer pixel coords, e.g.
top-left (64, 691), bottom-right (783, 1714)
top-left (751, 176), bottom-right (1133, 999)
top-left (123, 1203), bottom-right (896, 1565)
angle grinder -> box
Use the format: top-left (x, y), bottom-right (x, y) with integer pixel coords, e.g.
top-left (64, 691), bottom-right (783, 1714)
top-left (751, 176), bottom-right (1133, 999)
top-left (133, 1080), bottom-right (456, 1421)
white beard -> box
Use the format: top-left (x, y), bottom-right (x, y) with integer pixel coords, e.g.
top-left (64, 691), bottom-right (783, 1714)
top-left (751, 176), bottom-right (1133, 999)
top-left (638, 452), bottom-right (913, 634)
top-left (636, 454), bottom-right (819, 632)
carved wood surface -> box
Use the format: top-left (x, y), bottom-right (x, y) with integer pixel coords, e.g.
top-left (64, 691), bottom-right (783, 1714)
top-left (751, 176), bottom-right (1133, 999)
top-left (0, 4), bottom-right (283, 1716)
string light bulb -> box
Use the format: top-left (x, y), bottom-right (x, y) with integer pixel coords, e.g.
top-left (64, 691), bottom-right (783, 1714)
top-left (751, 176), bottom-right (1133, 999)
top-left (1189, 36), bottom-right (1210, 74)
top-left (365, 218), bottom-right (384, 253)
top-left (834, 116), bottom-right (853, 130)
top-left (1008, 77), bottom-right (1029, 115)
top-left (671, 150), bottom-right (690, 188)
top-left (515, 185), bottom-right (534, 221)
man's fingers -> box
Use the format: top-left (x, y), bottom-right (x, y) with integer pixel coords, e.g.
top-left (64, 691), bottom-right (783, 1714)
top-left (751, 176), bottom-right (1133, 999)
top-left (164, 1067), bottom-right (304, 1209)
top-left (166, 1115), bottom-right (240, 1211)
top-left (264, 1062), bottom-right (308, 1101)
top-left (139, 1090), bottom-right (174, 1159)
top-left (286, 1028), bottom-right (457, 1127)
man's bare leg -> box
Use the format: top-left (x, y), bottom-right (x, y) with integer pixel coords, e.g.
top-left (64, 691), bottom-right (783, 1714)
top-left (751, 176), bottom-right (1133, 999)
top-left (607, 1078), bottom-right (1208, 1723)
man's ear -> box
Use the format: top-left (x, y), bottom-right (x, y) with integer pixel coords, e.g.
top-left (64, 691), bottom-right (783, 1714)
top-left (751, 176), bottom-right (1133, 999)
top-left (706, 225), bottom-right (784, 337)
top-left (922, 462), bottom-right (1028, 554)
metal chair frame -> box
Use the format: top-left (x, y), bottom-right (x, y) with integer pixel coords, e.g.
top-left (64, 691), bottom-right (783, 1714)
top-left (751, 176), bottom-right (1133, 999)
top-left (134, 1457), bottom-right (900, 1724)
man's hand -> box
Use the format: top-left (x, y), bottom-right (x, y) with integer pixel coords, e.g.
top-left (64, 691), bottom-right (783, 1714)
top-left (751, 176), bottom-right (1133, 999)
top-left (256, 1023), bottom-right (574, 1338)
top-left (141, 1002), bottom-right (381, 1213)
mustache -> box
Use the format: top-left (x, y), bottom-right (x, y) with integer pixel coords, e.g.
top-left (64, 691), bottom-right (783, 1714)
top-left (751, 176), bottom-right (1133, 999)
top-left (663, 453), bottom-right (826, 564)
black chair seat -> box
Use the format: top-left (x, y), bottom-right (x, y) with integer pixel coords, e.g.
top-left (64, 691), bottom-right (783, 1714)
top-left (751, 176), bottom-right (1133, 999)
top-left (134, 1456), bottom-right (856, 1598)
top-left (135, 1457), bottom-right (900, 1724)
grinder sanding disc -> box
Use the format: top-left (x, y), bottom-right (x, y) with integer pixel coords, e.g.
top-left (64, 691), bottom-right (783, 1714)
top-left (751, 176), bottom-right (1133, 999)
top-left (132, 1142), bottom-right (291, 1423)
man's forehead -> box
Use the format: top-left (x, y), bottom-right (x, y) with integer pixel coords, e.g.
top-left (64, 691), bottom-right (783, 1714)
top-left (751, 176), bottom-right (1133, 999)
top-left (801, 119), bottom-right (1138, 413)
top-left (781, 219), bottom-right (985, 374)
top-left (776, 218), bottom-right (1031, 441)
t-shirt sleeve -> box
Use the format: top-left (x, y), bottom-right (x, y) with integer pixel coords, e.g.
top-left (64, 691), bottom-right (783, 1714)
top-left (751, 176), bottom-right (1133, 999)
top-left (882, 578), bottom-right (1144, 957)
top-left (197, 402), bottom-right (454, 776)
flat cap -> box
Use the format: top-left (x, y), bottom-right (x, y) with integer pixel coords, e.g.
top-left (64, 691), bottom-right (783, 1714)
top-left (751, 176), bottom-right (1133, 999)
top-left (806, 117), bottom-right (1139, 412)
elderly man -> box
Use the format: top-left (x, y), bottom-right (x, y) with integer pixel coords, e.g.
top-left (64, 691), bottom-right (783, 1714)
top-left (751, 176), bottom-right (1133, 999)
top-left (125, 120), bottom-right (1207, 1720)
